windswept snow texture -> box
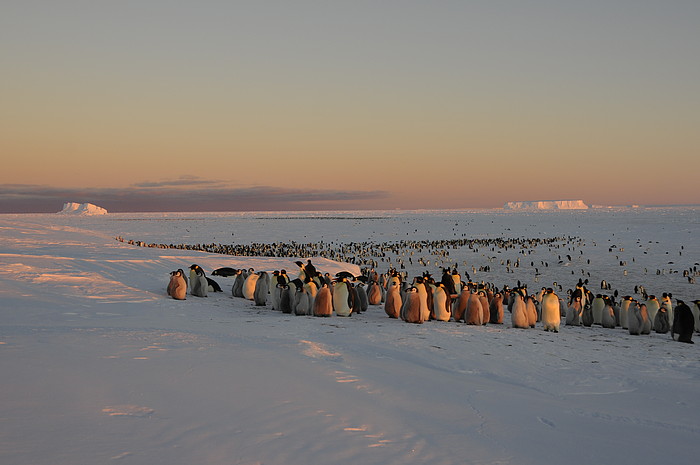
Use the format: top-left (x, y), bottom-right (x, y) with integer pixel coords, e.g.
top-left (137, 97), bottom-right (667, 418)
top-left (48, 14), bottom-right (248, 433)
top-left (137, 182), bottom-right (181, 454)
top-left (58, 202), bottom-right (108, 215)
top-left (504, 200), bottom-right (589, 210)
top-left (0, 208), bottom-right (698, 465)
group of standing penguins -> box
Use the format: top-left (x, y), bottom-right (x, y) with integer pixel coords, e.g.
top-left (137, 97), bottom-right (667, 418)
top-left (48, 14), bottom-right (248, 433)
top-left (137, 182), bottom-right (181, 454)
top-left (166, 261), bottom-right (697, 344)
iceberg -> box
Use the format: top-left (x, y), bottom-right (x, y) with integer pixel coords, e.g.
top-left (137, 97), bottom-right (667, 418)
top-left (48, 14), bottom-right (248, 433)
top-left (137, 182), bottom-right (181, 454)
top-left (57, 202), bottom-right (108, 215)
top-left (503, 200), bottom-right (589, 210)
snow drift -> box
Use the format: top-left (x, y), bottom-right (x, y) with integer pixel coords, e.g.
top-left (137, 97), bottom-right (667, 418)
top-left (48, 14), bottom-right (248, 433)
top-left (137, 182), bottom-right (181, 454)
top-left (504, 199), bottom-right (589, 210)
top-left (58, 202), bottom-right (108, 215)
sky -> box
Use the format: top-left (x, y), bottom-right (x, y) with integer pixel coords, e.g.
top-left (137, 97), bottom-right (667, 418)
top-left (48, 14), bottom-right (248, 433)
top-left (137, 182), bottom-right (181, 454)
top-left (1, 0), bottom-right (699, 212)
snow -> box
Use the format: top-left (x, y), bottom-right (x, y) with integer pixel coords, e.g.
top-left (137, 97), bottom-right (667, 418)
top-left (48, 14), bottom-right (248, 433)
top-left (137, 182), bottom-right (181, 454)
top-left (1, 208), bottom-right (698, 465)
top-left (504, 199), bottom-right (589, 210)
top-left (58, 202), bottom-right (108, 215)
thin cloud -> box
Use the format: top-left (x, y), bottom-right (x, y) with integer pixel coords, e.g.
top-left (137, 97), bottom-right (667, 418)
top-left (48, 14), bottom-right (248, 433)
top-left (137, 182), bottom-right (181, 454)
top-left (0, 184), bottom-right (390, 213)
top-left (131, 175), bottom-right (227, 188)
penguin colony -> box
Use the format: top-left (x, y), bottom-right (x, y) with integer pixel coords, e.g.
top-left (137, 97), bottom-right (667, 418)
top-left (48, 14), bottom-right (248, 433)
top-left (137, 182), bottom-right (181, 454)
top-left (123, 233), bottom-right (699, 290)
top-left (167, 260), bottom-right (697, 344)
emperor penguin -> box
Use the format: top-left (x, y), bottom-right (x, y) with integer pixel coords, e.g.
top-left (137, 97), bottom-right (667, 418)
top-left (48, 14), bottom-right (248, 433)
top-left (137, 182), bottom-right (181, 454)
top-left (601, 296), bottom-right (616, 329)
top-left (671, 300), bottom-right (694, 343)
top-left (640, 303), bottom-right (652, 334)
top-left (253, 271), bottom-right (269, 306)
top-left (645, 296), bottom-right (660, 325)
top-left (619, 296), bottom-right (633, 329)
top-left (204, 274), bottom-right (222, 293)
top-left (279, 284), bottom-right (292, 314)
top-left (413, 278), bottom-right (430, 322)
top-left (294, 285), bottom-right (312, 316)
top-left (367, 281), bottom-right (383, 305)
top-left (566, 296), bottom-right (582, 326)
top-left (431, 283), bottom-right (451, 322)
top-left (465, 292), bottom-right (484, 325)
top-left (653, 306), bottom-right (670, 334)
top-left (451, 270), bottom-right (462, 295)
top-left (242, 271), bottom-right (259, 300)
top-left (489, 292), bottom-right (504, 324)
top-left (312, 283), bottom-right (333, 317)
top-left (189, 265), bottom-right (208, 297)
top-left (692, 300), bottom-right (700, 333)
top-left (332, 279), bottom-right (353, 317)
top-left (591, 295), bottom-right (605, 325)
top-left (659, 293), bottom-right (673, 325)
top-left (628, 301), bottom-right (643, 335)
top-left (304, 280), bottom-right (318, 300)
top-left (384, 281), bottom-right (402, 318)
top-left (510, 293), bottom-right (529, 329)
top-left (581, 303), bottom-right (594, 327)
top-left (232, 269), bottom-right (246, 298)
top-left (541, 288), bottom-right (561, 332)
top-left (212, 267), bottom-right (237, 277)
top-left (272, 283), bottom-right (284, 310)
top-left (453, 287), bottom-right (471, 322)
top-left (167, 270), bottom-right (187, 300)
top-left (525, 295), bottom-right (537, 328)
top-left (355, 283), bottom-right (369, 313)
top-left (401, 287), bottom-right (423, 324)
top-left (167, 270), bottom-right (177, 297)
top-left (478, 291), bottom-right (490, 325)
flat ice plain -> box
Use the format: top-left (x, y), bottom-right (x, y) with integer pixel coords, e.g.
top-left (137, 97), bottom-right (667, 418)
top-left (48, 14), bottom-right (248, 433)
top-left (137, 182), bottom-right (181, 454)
top-left (1, 207), bottom-right (698, 465)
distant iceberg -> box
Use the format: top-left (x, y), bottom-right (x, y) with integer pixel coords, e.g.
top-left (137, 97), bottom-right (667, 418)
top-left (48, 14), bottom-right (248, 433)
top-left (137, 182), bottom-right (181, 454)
top-left (57, 202), bottom-right (108, 215)
top-left (503, 200), bottom-right (589, 210)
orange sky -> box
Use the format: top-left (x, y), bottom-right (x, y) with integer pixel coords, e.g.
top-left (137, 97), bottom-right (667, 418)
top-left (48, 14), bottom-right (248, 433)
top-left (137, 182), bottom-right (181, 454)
top-left (1, 2), bottom-right (699, 212)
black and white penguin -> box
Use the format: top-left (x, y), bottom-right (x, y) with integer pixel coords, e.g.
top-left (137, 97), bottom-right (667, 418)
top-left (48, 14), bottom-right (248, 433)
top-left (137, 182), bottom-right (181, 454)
top-left (525, 295), bottom-right (537, 328)
top-left (212, 267), bottom-right (238, 277)
top-left (645, 296), bottom-right (660, 325)
top-left (672, 300), bottom-right (694, 343)
top-left (254, 271), bottom-right (269, 306)
top-left (619, 296), bottom-right (633, 329)
top-left (431, 283), bottom-right (451, 322)
top-left (242, 271), bottom-right (259, 300)
top-left (640, 303), bottom-right (652, 335)
top-left (232, 269), bottom-right (246, 298)
top-left (541, 288), bottom-right (561, 332)
top-left (591, 294), bottom-right (605, 326)
top-left (279, 285), bottom-right (292, 314)
top-left (206, 276), bottom-right (223, 293)
top-left (384, 281), bottom-right (402, 319)
top-left (332, 278), bottom-right (353, 317)
top-left (189, 265), bottom-right (208, 297)
top-left (692, 300), bottom-right (700, 333)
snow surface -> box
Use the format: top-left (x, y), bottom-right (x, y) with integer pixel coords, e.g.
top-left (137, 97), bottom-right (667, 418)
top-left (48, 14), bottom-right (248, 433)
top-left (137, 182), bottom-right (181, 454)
top-left (58, 202), bottom-right (108, 215)
top-left (0, 208), bottom-right (698, 465)
top-left (504, 200), bottom-right (589, 210)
